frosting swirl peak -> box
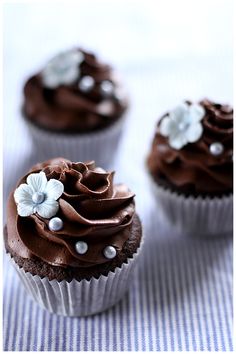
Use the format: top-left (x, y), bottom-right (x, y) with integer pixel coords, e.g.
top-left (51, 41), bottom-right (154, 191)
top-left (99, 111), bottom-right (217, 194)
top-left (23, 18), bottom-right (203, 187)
top-left (147, 99), bottom-right (233, 196)
top-left (23, 48), bottom-right (128, 133)
top-left (7, 158), bottom-right (135, 268)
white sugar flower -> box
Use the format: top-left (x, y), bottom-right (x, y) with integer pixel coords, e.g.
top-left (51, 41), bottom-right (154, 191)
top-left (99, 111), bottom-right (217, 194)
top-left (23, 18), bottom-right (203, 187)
top-left (41, 49), bottom-right (84, 88)
top-left (159, 102), bottom-right (205, 150)
top-left (14, 171), bottom-right (64, 218)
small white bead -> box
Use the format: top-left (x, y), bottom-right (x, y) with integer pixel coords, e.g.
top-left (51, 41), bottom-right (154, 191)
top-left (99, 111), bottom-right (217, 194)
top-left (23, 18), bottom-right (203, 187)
top-left (78, 76), bottom-right (95, 92)
top-left (100, 80), bottom-right (114, 97)
top-left (209, 142), bottom-right (224, 156)
top-left (32, 192), bottom-right (45, 204)
top-left (75, 241), bottom-right (88, 255)
top-left (49, 217), bottom-right (63, 231)
top-left (103, 246), bottom-right (117, 259)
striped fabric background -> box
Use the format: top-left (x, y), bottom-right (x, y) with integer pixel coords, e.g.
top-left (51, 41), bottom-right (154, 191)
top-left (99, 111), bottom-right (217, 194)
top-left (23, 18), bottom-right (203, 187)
top-left (3, 1), bottom-right (233, 351)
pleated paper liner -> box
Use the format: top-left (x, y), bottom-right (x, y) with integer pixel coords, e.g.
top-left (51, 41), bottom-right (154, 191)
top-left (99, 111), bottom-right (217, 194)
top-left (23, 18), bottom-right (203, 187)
top-left (149, 176), bottom-right (233, 237)
top-left (7, 234), bottom-right (144, 317)
top-left (24, 115), bottom-right (126, 168)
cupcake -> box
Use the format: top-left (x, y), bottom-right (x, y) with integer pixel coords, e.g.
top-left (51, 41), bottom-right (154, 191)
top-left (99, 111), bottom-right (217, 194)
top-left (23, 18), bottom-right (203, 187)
top-left (147, 99), bottom-right (233, 236)
top-left (22, 48), bottom-right (128, 167)
top-left (5, 158), bottom-right (143, 316)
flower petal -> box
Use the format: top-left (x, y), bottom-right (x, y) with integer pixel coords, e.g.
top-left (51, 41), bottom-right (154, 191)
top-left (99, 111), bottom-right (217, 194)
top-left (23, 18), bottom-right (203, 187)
top-left (170, 103), bottom-right (189, 123)
top-left (17, 201), bottom-right (34, 217)
top-left (60, 67), bottom-right (79, 85)
top-left (159, 116), bottom-right (177, 137)
top-left (26, 172), bottom-right (47, 193)
top-left (169, 132), bottom-right (188, 150)
top-left (69, 50), bottom-right (84, 64)
top-left (14, 183), bottom-right (33, 204)
top-left (42, 70), bottom-right (60, 88)
top-left (189, 104), bottom-right (205, 122)
top-left (35, 198), bottom-right (59, 219)
top-left (45, 179), bottom-right (64, 200)
top-left (41, 50), bottom-right (82, 88)
top-left (186, 122), bottom-right (203, 143)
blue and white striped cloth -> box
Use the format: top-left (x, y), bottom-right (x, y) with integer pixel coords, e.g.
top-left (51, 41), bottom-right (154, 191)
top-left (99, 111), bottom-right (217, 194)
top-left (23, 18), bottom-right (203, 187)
top-left (3, 1), bottom-right (233, 350)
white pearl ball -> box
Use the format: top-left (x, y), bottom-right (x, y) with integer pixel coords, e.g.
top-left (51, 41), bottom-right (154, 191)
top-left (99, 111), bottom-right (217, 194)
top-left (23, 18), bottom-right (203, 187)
top-left (100, 80), bottom-right (114, 97)
top-left (75, 241), bottom-right (88, 255)
top-left (210, 142), bottom-right (224, 156)
top-left (48, 217), bottom-right (63, 231)
top-left (103, 246), bottom-right (117, 259)
top-left (32, 192), bottom-right (45, 204)
top-left (78, 76), bottom-right (95, 92)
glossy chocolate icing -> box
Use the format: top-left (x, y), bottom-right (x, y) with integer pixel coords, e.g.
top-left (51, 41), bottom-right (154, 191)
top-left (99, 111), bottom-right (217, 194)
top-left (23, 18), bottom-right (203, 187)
top-left (23, 49), bottom-right (128, 133)
top-left (6, 158), bottom-right (136, 268)
top-left (147, 99), bottom-right (233, 196)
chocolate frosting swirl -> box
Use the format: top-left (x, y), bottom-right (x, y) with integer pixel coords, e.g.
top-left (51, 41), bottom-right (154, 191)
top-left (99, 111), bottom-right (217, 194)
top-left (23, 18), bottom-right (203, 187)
top-left (23, 48), bottom-right (128, 133)
top-left (147, 99), bottom-right (233, 196)
top-left (7, 158), bottom-right (135, 267)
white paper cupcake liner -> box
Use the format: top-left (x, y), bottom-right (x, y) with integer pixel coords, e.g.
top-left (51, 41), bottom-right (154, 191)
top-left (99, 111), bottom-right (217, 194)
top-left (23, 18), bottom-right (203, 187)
top-left (7, 236), bottom-right (144, 317)
top-left (149, 177), bottom-right (233, 237)
top-left (24, 115), bottom-right (125, 168)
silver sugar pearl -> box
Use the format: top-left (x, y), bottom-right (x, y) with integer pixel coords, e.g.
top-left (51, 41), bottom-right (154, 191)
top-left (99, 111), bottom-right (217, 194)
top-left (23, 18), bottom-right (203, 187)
top-left (75, 241), bottom-right (88, 255)
top-left (103, 245), bottom-right (117, 259)
top-left (78, 76), bottom-right (95, 92)
top-left (32, 192), bottom-right (45, 204)
top-left (209, 142), bottom-right (224, 156)
top-left (100, 80), bottom-right (114, 97)
top-left (49, 217), bottom-right (64, 231)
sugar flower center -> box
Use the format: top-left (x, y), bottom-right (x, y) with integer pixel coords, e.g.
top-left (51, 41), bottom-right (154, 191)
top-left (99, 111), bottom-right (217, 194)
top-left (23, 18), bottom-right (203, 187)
top-left (32, 192), bottom-right (45, 204)
top-left (178, 121), bottom-right (190, 132)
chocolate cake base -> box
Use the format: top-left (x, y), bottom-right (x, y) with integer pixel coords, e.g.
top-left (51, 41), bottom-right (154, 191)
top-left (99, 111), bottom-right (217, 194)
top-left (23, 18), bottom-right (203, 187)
top-left (4, 213), bottom-right (142, 282)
